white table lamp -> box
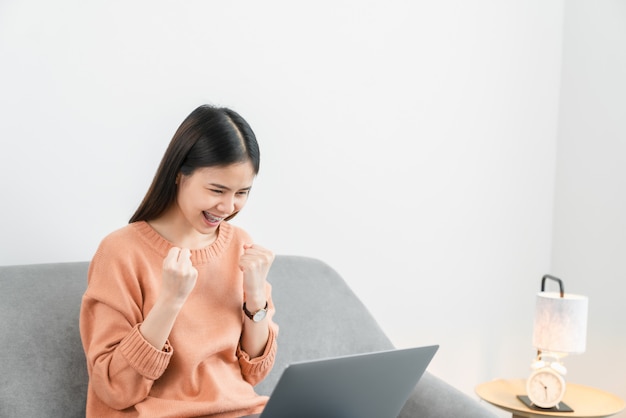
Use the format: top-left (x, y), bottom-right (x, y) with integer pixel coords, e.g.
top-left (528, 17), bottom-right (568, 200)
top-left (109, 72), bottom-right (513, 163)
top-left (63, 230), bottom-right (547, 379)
top-left (532, 274), bottom-right (588, 356)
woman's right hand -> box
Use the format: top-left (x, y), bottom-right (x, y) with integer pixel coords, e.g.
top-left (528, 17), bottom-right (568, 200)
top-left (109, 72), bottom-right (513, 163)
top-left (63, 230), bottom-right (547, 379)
top-left (139, 247), bottom-right (198, 350)
top-left (160, 247), bottom-right (198, 305)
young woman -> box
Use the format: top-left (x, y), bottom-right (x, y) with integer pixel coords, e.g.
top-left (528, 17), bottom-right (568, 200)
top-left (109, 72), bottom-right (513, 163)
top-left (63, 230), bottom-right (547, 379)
top-left (80, 105), bottom-right (278, 418)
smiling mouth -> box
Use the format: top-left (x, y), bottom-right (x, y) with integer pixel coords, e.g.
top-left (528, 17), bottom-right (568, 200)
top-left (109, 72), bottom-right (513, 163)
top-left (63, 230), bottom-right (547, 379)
top-left (203, 211), bottom-right (224, 224)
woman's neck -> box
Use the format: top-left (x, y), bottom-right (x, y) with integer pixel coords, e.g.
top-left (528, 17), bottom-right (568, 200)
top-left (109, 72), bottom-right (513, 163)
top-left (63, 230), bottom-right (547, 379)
top-left (148, 208), bottom-right (218, 250)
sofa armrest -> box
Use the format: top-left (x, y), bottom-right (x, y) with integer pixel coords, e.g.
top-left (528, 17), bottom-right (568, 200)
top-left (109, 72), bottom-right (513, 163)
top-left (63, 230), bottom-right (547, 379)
top-left (400, 372), bottom-right (496, 418)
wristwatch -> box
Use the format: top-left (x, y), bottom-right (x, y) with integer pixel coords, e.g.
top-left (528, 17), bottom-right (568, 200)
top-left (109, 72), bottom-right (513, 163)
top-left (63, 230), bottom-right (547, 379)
top-left (243, 301), bottom-right (268, 322)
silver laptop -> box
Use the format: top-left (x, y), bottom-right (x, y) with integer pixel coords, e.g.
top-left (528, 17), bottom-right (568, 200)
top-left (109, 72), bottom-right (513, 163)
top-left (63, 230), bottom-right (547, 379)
top-left (246, 345), bottom-right (438, 418)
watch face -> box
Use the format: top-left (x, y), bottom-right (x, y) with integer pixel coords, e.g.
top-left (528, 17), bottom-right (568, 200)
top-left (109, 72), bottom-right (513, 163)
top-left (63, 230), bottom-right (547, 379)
top-left (526, 368), bottom-right (566, 409)
top-left (253, 309), bottom-right (267, 322)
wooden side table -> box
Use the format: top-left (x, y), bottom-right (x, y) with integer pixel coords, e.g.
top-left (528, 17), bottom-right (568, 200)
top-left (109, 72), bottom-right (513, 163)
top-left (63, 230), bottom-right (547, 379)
top-left (475, 379), bottom-right (625, 418)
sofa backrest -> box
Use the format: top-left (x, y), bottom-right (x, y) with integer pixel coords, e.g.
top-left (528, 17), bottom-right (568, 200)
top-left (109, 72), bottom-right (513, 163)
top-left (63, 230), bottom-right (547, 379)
top-left (0, 255), bottom-right (392, 416)
top-left (255, 255), bottom-right (394, 395)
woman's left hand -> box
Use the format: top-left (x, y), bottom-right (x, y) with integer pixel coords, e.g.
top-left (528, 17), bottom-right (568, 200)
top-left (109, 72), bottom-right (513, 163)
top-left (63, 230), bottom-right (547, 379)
top-left (239, 244), bottom-right (274, 309)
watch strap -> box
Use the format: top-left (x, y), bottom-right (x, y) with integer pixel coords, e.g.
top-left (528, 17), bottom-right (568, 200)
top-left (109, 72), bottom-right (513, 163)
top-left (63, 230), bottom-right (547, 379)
top-left (243, 301), bottom-right (268, 320)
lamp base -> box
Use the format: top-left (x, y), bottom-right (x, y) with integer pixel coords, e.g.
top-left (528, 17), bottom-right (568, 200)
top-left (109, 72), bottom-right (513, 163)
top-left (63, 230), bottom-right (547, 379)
top-left (517, 395), bottom-right (574, 412)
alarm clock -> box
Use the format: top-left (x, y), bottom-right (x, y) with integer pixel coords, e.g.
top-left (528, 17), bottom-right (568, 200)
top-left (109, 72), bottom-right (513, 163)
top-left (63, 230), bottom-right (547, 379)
top-left (526, 359), bottom-right (567, 409)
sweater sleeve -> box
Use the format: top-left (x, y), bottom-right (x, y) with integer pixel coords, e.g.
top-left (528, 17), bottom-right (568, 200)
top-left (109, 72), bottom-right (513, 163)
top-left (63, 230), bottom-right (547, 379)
top-left (80, 241), bottom-right (172, 411)
top-left (237, 320), bottom-right (278, 386)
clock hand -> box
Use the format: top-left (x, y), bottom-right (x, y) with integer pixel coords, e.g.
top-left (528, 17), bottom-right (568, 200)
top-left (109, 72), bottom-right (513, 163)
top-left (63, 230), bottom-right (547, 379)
top-left (537, 380), bottom-right (548, 399)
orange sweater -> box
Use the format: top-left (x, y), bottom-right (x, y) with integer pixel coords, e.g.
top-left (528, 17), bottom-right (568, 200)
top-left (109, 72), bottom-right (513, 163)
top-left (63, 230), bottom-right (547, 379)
top-left (79, 221), bottom-right (278, 418)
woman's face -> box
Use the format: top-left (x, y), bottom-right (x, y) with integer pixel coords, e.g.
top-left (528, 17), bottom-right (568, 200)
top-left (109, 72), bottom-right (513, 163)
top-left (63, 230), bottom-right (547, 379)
top-left (176, 161), bottom-right (255, 236)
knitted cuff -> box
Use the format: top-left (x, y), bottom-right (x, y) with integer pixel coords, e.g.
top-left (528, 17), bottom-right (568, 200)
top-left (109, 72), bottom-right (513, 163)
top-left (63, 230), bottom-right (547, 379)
top-left (119, 324), bottom-right (173, 380)
top-left (238, 323), bottom-right (278, 384)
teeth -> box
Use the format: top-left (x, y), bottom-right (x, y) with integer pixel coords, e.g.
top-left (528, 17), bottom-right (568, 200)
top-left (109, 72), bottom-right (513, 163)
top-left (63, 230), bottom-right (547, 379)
top-left (204, 212), bottom-right (224, 223)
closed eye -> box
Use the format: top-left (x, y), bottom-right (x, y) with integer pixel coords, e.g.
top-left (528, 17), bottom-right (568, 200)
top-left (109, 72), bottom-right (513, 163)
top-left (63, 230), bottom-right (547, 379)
top-left (206, 183), bottom-right (251, 195)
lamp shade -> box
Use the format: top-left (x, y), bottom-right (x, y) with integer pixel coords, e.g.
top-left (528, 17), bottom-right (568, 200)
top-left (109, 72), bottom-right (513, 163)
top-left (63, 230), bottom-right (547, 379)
top-left (532, 291), bottom-right (588, 354)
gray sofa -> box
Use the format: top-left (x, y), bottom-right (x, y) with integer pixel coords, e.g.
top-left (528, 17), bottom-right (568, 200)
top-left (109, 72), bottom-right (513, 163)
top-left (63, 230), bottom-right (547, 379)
top-left (0, 255), bottom-right (495, 417)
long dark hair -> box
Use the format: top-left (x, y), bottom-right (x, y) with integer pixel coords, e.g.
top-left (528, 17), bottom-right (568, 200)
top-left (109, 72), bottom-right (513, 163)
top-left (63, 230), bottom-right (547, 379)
top-left (129, 105), bottom-right (260, 223)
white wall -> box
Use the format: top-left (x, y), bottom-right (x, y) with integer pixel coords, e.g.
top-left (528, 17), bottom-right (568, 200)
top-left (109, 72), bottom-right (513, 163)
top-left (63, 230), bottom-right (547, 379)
top-left (552, 1), bottom-right (626, 416)
top-left (0, 0), bottom-right (574, 410)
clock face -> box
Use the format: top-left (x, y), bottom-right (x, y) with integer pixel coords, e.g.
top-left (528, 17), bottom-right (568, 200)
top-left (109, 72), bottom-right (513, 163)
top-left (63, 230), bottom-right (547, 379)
top-left (526, 368), bottom-right (566, 409)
